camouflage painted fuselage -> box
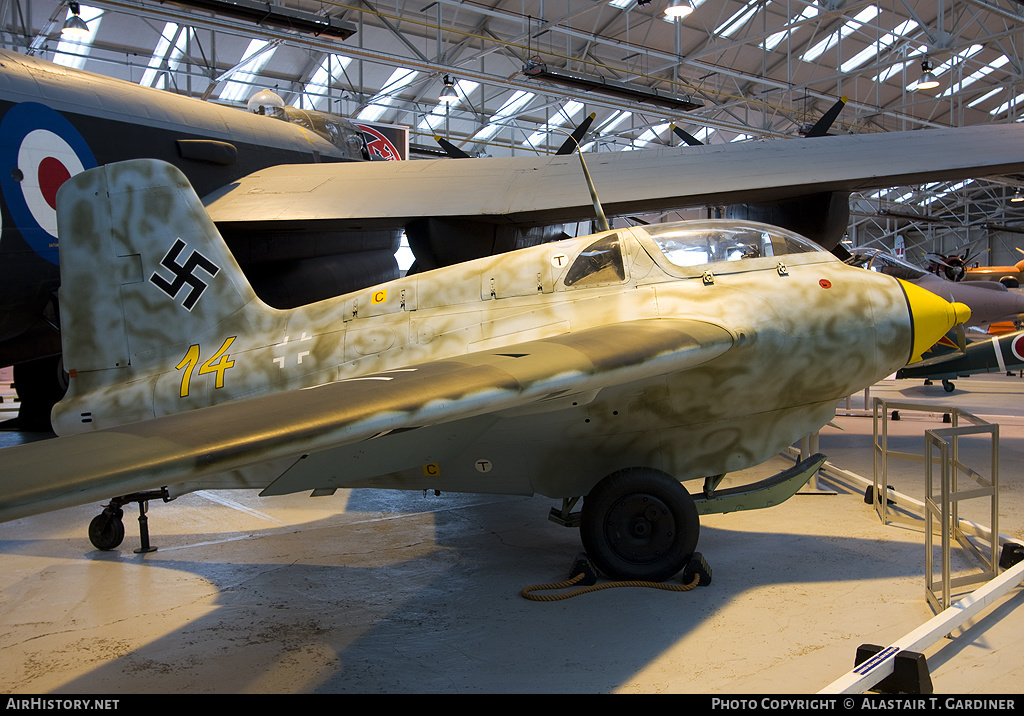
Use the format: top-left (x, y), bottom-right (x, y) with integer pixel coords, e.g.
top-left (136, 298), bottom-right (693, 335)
top-left (52, 160), bottom-right (913, 501)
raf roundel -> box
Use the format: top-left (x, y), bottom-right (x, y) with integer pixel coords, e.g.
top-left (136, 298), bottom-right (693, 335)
top-left (0, 102), bottom-right (97, 264)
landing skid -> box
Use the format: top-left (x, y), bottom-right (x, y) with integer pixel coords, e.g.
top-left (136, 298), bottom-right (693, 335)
top-left (693, 452), bottom-right (826, 515)
top-left (549, 452), bottom-right (827, 525)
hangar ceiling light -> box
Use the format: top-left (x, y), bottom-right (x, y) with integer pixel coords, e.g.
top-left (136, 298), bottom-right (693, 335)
top-left (61, 2), bottom-right (90, 39)
top-left (163, 0), bottom-right (356, 40)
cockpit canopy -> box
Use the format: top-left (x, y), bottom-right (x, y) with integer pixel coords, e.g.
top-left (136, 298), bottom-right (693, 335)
top-left (640, 221), bottom-right (821, 268)
top-left (246, 89), bottom-right (367, 161)
top-left (844, 248), bottom-right (926, 281)
top-left (560, 220), bottom-right (826, 289)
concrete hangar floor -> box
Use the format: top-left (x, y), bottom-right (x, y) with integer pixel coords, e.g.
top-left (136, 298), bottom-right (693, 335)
top-left (0, 373), bottom-right (1022, 695)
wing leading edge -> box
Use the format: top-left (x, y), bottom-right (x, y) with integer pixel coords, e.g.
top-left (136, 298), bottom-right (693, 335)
top-left (203, 124), bottom-right (1024, 228)
top-left (0, 318), bottom-right (734, 522)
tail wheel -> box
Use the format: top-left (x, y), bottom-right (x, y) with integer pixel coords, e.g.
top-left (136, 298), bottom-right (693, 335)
top-left (88, 508), bottom-right (125, 551)
top-left (580, 468), bottom-right (699, 582)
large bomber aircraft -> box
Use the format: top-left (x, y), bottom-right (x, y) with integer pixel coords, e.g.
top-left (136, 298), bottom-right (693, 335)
top-left (0, 159), bottom-right (968, 581)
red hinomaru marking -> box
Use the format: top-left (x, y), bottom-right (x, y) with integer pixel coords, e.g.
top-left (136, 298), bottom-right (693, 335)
top-left (1012, 334), bottom-right (1024, 362)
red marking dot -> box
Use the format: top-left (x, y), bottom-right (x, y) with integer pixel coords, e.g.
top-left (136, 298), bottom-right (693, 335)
top-left (819, 279), bottom-right (832, 289)
top-left (38, 156), bottom-right (72, 210)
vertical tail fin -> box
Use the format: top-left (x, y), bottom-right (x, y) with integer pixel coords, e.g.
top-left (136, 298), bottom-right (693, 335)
top-left (53, 159), bottom-right (272, 431)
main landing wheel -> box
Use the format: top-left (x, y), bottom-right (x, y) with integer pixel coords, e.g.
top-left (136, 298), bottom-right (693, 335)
top-left (580, 468), bottom-right (699, 582)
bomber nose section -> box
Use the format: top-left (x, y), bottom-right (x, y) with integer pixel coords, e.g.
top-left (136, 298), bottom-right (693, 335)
top-left (898, 279), bottom-right (971, 364)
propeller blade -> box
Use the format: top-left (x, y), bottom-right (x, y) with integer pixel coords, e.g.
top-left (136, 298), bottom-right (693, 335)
top-left (670, 123), bottom-right (704, 146)
top-left (957, 323), bottom-right (967, 352)
top-left (927, 254), bottom-right (958, 269)
top-left (434, 135), bottom-right (471, 159)
top-left (555, 112), bottom-right (596, 155)
top-left (804, 96), bottom-right (847, 138)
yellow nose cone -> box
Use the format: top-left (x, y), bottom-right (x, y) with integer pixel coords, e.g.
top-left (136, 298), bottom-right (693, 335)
top-left (898, 279), bottom-right (972, 364)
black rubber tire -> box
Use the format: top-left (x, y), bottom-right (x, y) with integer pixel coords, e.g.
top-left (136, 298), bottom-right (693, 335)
top-left (89, 510), bottom-right (125, 551)
top-left (943, 379), bottom-right (956, 393)
top-left (580, 468), bottom-right (700, 582)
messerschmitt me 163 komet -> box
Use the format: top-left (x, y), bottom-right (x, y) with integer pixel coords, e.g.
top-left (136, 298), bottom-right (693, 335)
top-left (0, 159), bottom-right (968, 582)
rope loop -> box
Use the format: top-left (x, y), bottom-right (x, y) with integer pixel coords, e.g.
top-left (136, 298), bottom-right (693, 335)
top-left (520, 571), bottom-right (700, 601)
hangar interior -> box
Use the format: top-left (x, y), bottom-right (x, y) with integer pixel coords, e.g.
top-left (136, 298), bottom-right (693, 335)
top-left (3, 0), bottom-right (1024, 266)
top-left (0, 0), bottom-right (1024, 696)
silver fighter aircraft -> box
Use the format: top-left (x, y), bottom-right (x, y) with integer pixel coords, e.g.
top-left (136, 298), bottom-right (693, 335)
top-left (0, 159), bottom-right (969, 581)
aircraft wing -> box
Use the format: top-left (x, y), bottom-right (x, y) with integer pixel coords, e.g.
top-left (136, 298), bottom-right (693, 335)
top-left (0, 318), bottom-right (733, 523)
top-left (204, 124), bottom-right (1024, 228)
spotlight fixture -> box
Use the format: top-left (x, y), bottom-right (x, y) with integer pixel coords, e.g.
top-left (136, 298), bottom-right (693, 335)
top-left (915, 59), bottom-right (940, 91)
top-left (664, 2), bottom-right (694, 18)
top-left (61, 1), bottom-right (90, 39)
top-left (1011, 189), bottom-right (1023, 203)
top-left (439, 75), bottom-right (458, 104)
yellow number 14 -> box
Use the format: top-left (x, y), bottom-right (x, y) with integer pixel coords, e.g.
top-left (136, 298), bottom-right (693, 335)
top-left (176, 337), bottom-right (236, 398)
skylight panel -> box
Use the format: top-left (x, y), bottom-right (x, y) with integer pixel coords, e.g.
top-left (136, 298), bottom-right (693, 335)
top-left (301, 55), bottom-right (353, 110)
top-left (622, 123), bottom-right (670, 151)
top-left (53, 5), bottom-right (103, 69)
top-left (220, 40), bottom-right (278, 103)
top-left (840, 19), bottom-right (918, 73)
top-left (940, 54), bottom-right (1008, 99)
top-left (920, 180), bottom-right (970, 206)
top-left (416, 79), bottom-right (479, 133)
top-left (715, 1), bottom-right (760, 39)
top-left (873, 59), bottom-right (911, 84)
top-left (472, 90), bottom-right (535, 142)
top-left (522, 100), bottom-right (584, 148)
top-left (968, 87), bottom-right (1002, 109)
top-left (141, 23), bottom-right (194, 89)
top-left (608, 0), bottom-right (631, 8)
top-left (991, 91), bottom-right (1024, 117)
top-left (356, 67), bottom-right (420, 122)
top-left (801, 5), bottom-right (879, 64)
top-left (141, 23), bottom-right (178, 88)
top-left (764, 5), bottom-right (818, 52)
top-left (596, 110), bottom-right (631, 135)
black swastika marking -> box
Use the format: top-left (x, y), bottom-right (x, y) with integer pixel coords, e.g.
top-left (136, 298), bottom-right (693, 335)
top-left (149, 239), bottom-right (221, 311)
